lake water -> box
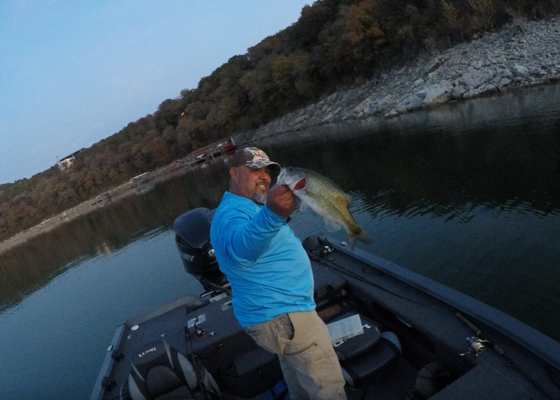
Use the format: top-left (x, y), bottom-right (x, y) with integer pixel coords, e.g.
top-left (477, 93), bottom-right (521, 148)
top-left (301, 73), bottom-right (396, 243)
top-left (1, 84), bottom-right (559, 400)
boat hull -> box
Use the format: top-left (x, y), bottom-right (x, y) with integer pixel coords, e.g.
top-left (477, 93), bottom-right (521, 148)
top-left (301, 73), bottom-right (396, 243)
top-left (90, 235), bottom-right (560, 400)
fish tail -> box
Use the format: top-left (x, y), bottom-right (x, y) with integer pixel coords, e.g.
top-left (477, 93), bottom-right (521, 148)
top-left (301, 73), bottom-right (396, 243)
top-left (348, 227), bottom-right (373, 250)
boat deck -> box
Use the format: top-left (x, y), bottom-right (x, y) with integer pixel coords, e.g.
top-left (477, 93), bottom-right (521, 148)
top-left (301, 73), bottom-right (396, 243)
top-left (91, 236), bottom-right (560, 400)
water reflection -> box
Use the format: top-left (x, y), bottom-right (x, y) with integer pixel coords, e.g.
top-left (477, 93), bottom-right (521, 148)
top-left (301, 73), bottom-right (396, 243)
top-left (259, 85), bottom-right (560, 341)
top-left (264, 85), bottom-right (560, 221)
top-left (271, 132), bottom-right (559, 219)
top-left (0, 166), bottom-right (229, 313)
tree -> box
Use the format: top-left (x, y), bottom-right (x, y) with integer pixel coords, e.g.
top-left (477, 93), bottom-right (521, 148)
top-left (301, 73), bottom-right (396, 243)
top-left (468, 0), bottom-right (499, 31)
top-left (1, 0), bottom-right (557, 242)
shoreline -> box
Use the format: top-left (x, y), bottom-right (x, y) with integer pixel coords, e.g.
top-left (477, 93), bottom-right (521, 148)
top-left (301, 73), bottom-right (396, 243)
top-left (0, 157), bottom-right (214, 255)
top-left (247, 17), bottom-right (560, 141)
top-left (2, 17), bottom-right (560, 255)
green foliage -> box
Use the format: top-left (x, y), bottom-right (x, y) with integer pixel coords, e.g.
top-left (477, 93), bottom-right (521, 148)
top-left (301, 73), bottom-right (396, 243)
top-left (1, 0), bottom-right (558, 242)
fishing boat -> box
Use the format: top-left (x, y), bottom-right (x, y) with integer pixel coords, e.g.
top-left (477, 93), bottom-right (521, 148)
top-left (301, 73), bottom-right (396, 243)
top-left (90, 207), bottom-right (560, 400)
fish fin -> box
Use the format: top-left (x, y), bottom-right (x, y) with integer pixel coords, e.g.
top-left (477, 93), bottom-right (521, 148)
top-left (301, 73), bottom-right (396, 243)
top-left (324, 217), bottom-right (342, 232)
top-left (300, 201), bottom-right (309, 212)
top-left (348, 228), bottom-right (373, 250)
top-left (344, 193), bottom-right (354, 207)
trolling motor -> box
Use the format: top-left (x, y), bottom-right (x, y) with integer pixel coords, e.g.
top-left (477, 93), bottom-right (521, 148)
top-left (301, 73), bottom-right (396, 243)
top-left (174, 207), bottom-right (230, 294)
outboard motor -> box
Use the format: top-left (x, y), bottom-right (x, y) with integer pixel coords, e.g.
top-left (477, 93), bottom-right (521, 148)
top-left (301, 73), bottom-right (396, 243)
top-left (174, 207), bottom-right (229, 293)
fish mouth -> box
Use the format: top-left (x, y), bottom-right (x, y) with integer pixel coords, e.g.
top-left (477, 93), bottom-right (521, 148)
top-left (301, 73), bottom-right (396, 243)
top-left (294, 178), bottom-right (306, 190)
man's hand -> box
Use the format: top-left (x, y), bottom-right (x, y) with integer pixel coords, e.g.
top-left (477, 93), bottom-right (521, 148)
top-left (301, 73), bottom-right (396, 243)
top-left (266, 184), bottom-right (296, 217)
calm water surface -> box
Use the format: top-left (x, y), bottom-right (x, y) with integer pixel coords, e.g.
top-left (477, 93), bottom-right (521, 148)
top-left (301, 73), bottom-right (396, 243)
top-left (1, 85), bottom-right (559, 399)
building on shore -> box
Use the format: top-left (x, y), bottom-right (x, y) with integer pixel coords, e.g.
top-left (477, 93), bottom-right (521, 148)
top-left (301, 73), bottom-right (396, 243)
top-left (57, 149), bottom-right (84, 171)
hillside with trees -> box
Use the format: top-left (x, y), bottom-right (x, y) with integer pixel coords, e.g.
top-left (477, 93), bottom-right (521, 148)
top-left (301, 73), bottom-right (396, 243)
top-left (1, 0), bottom-right (559, 242)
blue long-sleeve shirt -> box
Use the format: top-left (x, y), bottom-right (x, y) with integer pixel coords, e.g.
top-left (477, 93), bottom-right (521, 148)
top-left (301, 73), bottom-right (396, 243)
top-left (210, 191), bottom-right (315, 327)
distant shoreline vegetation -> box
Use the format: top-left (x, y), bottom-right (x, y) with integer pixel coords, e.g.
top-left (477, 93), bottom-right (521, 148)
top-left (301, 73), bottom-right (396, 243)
top-left (1, 0), bottom-right (559, 243)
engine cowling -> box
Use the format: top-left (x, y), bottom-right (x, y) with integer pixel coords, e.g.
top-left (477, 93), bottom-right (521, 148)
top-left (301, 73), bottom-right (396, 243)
top-left (173, 207), bottom-right (228, 292)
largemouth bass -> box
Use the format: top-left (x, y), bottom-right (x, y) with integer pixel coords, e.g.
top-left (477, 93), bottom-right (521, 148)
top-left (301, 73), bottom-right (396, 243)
top-left (276, 167), bottom-right (372, 249)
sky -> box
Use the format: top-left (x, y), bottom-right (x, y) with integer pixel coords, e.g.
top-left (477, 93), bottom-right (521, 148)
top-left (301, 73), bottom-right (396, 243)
top-left (0, 0), bottom-right (311, 185)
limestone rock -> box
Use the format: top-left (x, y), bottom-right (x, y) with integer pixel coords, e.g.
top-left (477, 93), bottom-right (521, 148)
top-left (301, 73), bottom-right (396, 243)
top-left (421, 81), bottom-right (453, 106)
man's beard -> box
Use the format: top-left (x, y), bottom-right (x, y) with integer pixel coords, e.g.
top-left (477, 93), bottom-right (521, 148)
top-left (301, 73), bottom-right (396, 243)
top-left (254, 192), bottom-right (267, 205)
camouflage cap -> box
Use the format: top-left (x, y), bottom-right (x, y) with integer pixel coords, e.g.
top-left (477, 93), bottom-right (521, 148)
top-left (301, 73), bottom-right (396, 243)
top-left (230, 147), bottom-right (281, 171)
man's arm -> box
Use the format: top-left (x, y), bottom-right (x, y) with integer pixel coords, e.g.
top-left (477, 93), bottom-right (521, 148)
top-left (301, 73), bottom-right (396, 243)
top-left (221, 185), bottom-right (296, 262)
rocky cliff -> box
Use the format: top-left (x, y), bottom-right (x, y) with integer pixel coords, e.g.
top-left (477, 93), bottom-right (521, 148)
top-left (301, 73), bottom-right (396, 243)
top-left (250, 17), bottom-right (560, 140)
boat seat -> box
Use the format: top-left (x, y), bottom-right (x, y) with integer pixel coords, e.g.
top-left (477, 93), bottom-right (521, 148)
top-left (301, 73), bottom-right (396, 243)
top-left (220, 346), bottom-right (283, 398)
top-left (324, 304), bottom-right (402, 388)
top-left (341, 330), bottom-right (401, 387)
top-left (128, 339), bottom-right (221, 400)
top-left (329, 311), bottom-right (382, 361)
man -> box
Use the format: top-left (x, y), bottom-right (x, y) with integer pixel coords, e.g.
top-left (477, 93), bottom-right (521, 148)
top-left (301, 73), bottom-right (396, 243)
top-left (210, 147), bottom-right (347, 399)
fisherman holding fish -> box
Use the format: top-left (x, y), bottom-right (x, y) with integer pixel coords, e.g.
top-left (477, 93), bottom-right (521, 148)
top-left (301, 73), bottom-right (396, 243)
top-left (210, 147), bottom-right (347, 399)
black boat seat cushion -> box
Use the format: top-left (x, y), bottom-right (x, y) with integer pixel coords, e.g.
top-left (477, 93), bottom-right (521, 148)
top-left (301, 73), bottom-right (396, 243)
top-left (329, 311), bottom-right (382, 361)
top-left (128, 339), bottom-right (220, 400)
top-left (341, 330), bottom-right (401, 387)
top-left (220, 346), bottom-right (282, 398)
top-left (324, 307), bottom-right (402, 388)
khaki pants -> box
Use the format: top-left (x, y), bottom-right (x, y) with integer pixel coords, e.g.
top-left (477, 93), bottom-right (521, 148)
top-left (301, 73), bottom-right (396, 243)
top-left (244, 310), bottom-right (347, 400)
